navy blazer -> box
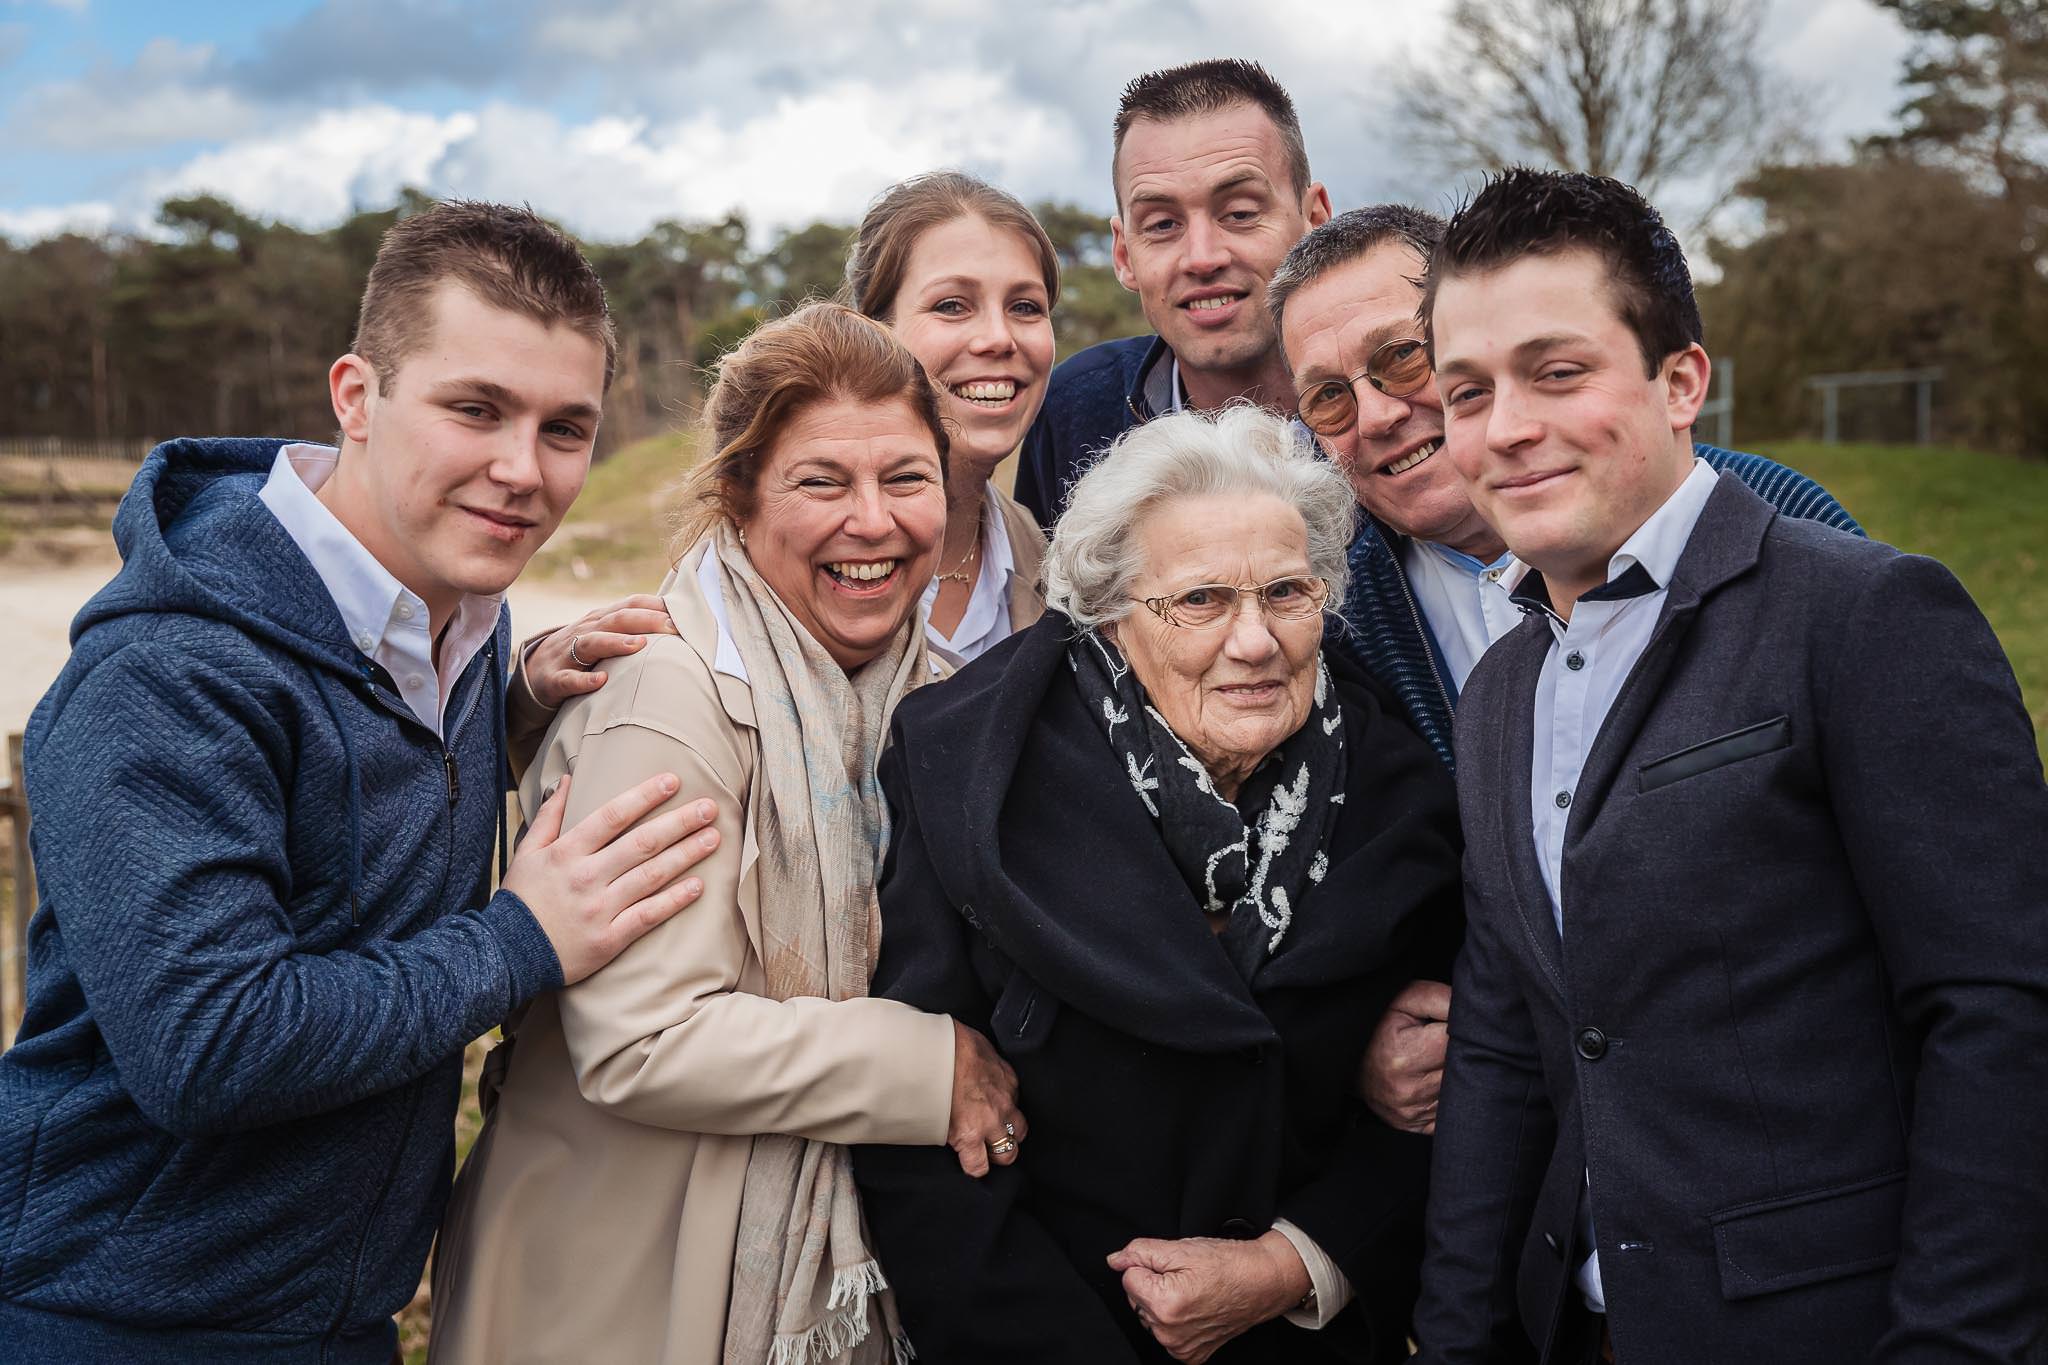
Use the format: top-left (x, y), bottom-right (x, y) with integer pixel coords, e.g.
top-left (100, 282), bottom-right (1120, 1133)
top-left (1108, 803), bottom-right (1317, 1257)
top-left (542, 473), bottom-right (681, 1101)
top-left (1415, 474), bottom-right (2048, 1363)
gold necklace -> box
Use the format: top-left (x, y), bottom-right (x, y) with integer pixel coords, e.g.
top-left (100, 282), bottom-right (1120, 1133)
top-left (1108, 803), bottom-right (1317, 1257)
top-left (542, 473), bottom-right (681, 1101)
top-left (935, 539), bottom-right (980, 583)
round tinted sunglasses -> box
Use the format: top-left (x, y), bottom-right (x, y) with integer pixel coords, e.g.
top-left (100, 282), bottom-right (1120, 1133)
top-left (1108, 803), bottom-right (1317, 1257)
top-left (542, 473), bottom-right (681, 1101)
top-left (1294, 337), bottom-right (1433, 436)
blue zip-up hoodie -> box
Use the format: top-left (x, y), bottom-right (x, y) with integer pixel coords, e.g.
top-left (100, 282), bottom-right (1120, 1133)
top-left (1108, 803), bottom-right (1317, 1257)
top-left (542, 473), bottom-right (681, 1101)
top-left (0, 437), bottom-right (563, 1364)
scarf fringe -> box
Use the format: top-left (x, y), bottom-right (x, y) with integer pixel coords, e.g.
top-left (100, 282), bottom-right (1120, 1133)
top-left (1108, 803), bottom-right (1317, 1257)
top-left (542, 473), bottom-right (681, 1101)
top-left (765, 1263), bottom-right (895, 1365)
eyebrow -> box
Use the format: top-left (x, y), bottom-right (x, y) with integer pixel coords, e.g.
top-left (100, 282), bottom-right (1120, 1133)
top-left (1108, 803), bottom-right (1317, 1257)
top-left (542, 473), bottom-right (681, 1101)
top-left (1435, 331), bottom-right (1593, 379)
top-left (1125, 168), bottom-right (1274, 211)
top-left (430, 377), bottom-right (602, 425)
top-left (1296, 318), bottom-right (1425, 384)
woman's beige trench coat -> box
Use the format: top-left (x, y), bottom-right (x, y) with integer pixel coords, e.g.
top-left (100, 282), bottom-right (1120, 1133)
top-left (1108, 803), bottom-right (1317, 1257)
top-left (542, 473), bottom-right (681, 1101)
top-left (428, 540), bottom-right (956, 1365)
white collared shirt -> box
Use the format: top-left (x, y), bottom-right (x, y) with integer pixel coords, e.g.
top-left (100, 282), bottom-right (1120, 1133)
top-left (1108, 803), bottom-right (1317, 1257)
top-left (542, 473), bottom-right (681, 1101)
top-left (1503, 456), bottom-right (1719, 1312)
top-left (1401, 538), bottom-right (1520, 690)
top-left (921, 483), bottom-right (1019, 668)
top-left (259, 443), bottom-right (503, 737)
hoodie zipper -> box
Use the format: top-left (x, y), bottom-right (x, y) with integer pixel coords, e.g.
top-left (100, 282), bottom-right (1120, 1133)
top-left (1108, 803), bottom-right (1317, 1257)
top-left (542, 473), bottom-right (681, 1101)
top-left (441, 657), bottom-right (491, 806)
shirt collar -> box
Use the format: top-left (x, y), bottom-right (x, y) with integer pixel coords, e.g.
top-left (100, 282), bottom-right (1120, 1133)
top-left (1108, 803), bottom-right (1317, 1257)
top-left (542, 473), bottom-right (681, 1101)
top-left (1503, 457), bottom-right (1718, 616)
top-left (259, 444), bottom-right (420, 656)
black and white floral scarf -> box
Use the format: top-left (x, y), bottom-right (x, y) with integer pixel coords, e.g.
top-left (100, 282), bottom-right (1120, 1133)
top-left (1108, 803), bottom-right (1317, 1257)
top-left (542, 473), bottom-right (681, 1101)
top-left (1068, 628), bottom-right (1347, 966)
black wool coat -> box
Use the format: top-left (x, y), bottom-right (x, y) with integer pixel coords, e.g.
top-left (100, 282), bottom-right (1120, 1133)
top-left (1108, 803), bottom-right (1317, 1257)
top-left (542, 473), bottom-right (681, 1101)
top-left (854, 614), bottom-right (1466, 1364)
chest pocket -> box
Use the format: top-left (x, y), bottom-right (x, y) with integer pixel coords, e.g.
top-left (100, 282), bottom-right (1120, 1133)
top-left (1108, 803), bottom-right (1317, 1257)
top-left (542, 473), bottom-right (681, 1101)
top-left (989, 966), bottom-right (1058, 1054)
top-left (1639, 714), bottom-right (1792, 792)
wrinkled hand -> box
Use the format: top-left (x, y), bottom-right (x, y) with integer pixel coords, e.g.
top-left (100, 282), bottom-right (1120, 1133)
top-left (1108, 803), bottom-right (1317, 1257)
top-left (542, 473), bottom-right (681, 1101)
top-left (946, 1020), bottom-right (1025, 1178)
top-left (503, 773), bottom-right (720, 985)
top-left (1107, 1231), bottom-right (1310, 1363)
top-left (524, 595), bottom-right (680, 710)
top-left (1360, 978), bottom-right (1451, 1133)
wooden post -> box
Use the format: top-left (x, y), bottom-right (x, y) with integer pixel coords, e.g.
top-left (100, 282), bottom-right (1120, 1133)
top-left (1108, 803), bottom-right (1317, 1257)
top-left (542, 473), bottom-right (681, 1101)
top-left (2, 733), bottom-right (29, 1051)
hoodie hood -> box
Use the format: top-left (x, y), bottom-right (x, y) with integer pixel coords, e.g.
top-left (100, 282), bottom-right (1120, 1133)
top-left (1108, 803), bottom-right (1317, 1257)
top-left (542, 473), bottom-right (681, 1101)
top-left (78, 437), bottom-right (363, 677)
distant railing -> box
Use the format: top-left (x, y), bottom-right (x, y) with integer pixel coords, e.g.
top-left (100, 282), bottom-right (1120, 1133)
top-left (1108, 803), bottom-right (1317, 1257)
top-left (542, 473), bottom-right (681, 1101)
top-left (0, 437), bottom-right (154, 464)
top-left (2, 734), bottom-right (29, 1051)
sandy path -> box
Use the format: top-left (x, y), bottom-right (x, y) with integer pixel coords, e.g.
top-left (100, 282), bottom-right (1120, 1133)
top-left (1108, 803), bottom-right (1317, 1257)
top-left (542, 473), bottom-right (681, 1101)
top-left (0, 553), bottom-right (633, 740)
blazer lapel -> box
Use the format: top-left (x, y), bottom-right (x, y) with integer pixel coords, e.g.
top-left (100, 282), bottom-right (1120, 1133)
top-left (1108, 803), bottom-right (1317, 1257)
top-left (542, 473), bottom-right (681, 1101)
top-left (1494, 618), bottom-right (1572, 1004)
top-left (1565, 475), bottom-right (1775, 847)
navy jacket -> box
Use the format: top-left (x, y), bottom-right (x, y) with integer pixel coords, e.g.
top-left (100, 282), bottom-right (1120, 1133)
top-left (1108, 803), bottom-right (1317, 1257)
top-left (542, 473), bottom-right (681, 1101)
top-left (1014, 334), bottom-right (1170, 526)
top-left (0, 438), bottom-right (562, 1364)
top-left (1417, 475), bottom-right (2048, 1362)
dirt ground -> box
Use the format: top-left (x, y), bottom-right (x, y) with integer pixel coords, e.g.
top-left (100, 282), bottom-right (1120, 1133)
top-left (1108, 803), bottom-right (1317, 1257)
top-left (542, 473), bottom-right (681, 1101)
top-left (0, 548), bottom-right (630, 740)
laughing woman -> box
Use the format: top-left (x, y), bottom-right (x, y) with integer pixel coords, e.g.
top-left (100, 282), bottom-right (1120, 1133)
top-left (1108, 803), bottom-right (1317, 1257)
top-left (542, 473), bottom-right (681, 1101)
top-left (429, 303), bottom-right (1025, 1365)
top-left (846, 172), bottom-right (1058, 665)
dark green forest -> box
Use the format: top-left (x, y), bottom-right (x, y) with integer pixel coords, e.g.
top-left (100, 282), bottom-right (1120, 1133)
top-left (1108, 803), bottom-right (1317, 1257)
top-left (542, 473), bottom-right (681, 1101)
top-left (0, 193), bottom-right (1146, 456)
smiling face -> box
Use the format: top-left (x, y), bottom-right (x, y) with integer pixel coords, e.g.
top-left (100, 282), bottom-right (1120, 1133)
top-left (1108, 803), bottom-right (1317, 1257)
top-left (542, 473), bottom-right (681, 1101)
top-left (325, 280), bottom-right (606, 628)
top-left (1280, 243), bottom-right (1502, 558)
top-left (1112, 104), bottom-right (1329, 386)
top-left (886, 214), bottom-right (1055, 480)
top-left (1110, 491), bottom-right (1323, 797)
top-left (740, 395), bottom-right (947, 671)
top-left (1430, 247), bottom-right (1709, 608)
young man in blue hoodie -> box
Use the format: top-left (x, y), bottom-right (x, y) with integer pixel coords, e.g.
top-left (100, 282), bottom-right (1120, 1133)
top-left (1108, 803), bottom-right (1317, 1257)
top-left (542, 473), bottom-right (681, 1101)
top-left (0, 202), bottom-right (719, 1364)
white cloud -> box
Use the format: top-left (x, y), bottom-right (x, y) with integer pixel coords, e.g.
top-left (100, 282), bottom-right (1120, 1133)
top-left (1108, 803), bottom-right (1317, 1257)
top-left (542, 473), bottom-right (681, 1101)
top-left (0, 199), bottom-right (114, 240)
top-left (138, 106), bottom-right (478, 225)
top-left (11, 37), bottom-right (252, 150)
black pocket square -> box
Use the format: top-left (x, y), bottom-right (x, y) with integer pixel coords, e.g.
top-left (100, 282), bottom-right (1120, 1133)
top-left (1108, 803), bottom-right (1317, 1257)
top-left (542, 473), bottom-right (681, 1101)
top-left (1639, 715), bottom-right (1792, 792)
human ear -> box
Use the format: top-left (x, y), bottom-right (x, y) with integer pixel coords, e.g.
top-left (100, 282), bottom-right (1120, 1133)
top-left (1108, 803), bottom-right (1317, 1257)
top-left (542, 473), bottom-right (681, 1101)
top-left (1663, 344), bottom-right (1711, 432)
top-left (330, 354), bottom-right (377, 445)
top-left (1303, 182), bottom-right (1333, 228)
top-left (1109, 216), bottom-right (1139, 294)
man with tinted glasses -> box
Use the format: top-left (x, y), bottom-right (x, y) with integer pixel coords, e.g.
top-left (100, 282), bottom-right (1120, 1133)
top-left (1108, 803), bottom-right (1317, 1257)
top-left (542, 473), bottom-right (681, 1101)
top-left (1412, 169), bottom-right (2048, 1364)
top-left (1268, 206), bottom-right (1859, 769)
top-left (1014, 57), bottom-right (1330, 524)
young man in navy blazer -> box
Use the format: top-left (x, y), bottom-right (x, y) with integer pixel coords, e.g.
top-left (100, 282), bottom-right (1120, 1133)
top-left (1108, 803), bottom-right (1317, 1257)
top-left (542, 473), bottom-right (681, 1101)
top-left (1412, 169), bottom-right (2048, 1363)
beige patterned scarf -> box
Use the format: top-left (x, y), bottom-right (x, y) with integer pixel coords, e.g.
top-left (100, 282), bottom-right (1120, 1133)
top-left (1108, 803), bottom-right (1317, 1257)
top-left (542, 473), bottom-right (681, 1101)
top-left (711, 522), bottom-right (931, 1365)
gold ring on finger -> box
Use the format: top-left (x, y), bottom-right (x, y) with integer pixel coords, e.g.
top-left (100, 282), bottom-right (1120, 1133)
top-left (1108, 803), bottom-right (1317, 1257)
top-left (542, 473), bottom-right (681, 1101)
top-left (990, 1137), bottom-right (1017, 1156)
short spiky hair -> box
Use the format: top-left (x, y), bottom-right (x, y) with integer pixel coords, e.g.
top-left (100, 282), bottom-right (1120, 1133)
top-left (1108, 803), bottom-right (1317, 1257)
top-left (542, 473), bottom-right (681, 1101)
top-left (1111, 59), bottom-right (1310, 206)
top-left (1268, 204), bottom-right (1447, 338)
top-left (1421, 169), bottom-right (1702, 378)
top-left (353, 200), bottom-right (616, 393)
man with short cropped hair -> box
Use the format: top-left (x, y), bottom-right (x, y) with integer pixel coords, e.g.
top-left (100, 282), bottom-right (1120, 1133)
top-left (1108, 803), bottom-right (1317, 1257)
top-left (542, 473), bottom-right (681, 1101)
top-left (0, 201), bottom-right (718, 1364)
top-left (1013, 57), bottom-right (1330, 522)
top-left (1412, 169), bottom-right (2048, 1363)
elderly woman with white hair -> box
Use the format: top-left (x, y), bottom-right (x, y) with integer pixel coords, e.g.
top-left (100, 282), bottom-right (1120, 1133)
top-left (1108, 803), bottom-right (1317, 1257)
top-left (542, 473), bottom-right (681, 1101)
top-left (853, 405), bottom-right (1464, 1364)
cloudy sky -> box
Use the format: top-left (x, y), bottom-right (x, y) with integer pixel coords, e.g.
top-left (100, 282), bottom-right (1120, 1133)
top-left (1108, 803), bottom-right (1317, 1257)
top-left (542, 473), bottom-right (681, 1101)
top-left (0, 0), bottom-right (1916, 245)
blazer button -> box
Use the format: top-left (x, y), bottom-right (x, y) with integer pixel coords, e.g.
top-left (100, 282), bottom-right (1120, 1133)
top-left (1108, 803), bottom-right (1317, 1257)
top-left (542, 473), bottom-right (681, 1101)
top-left (1220, 1218), bottom-right (1259, 1240)
top-left (1576, 1026), bottom-right (1608, 1060)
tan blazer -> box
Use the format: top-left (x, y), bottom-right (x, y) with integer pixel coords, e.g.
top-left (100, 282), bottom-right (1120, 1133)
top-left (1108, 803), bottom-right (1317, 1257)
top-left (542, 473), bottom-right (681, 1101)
top-left (430, 542), bottom-right (955, 1365)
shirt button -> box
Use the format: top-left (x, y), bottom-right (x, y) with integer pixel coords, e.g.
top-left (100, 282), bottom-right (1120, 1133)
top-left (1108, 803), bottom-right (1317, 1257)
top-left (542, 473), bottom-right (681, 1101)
top-left (1485, 568), bottom-right (1503, 582)
top-left (405, 674), bottom-right (425, 690)
top-left (1554, 790), bottom-right (1572, 809)
top-left (396, 602), bottom-right (415, 620)
top-left (355, 634), bottom-right (375, 652)
top-left (1566, 651), bottom-right (1586, 671)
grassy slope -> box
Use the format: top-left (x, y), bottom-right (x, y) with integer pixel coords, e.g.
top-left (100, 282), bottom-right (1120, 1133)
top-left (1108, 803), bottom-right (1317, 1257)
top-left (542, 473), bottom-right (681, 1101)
top-left (1756, 442), bottom-right (2048, 760)
top-left (524, 429), bottom-right (696, 588)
